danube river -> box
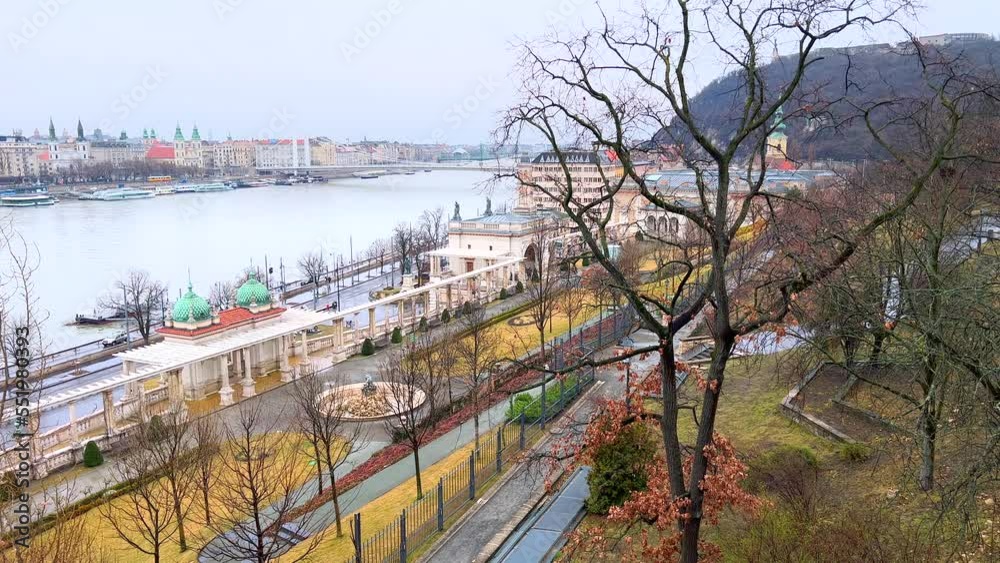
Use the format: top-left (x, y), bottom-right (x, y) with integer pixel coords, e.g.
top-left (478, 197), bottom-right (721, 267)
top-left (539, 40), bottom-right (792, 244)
top-left (4, 170), bottom-right (511, 352)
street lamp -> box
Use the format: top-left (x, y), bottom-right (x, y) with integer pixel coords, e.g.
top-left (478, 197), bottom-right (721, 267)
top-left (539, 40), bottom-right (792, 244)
top-left (617, 335), bottom-right (635, 412)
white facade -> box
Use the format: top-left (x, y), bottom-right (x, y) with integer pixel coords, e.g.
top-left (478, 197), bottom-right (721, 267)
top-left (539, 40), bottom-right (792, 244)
top-left (255, 139), bottom-right (311, 169)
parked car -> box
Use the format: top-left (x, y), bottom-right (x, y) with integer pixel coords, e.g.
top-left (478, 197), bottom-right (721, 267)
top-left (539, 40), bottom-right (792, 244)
top-left (102, 332), bottom-right (128, 348)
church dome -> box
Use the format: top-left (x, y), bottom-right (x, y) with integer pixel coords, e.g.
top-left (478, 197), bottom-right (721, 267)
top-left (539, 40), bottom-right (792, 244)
top-left (172, 283), bottom-right (212, 323)
top-left (236, 272), bottom-right (271, 308)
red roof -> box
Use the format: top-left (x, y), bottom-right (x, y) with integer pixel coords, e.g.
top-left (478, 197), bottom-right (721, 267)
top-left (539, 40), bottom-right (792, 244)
top-left (158, 306), bottom-right (286, 338)
top-left (37, 151), bottom-right (50, 161)
top-left (146, 142), bottom-right (175, 160)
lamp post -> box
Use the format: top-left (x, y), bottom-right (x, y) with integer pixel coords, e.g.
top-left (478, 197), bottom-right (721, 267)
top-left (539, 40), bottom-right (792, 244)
top-left (617, 335), bottom-right (635, 412)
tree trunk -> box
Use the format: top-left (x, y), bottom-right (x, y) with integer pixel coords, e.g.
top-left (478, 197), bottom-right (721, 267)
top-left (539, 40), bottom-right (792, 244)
top-left (870, 331), bottom-right (886, 365)
top-left (413, 445), bottom-right (423, 499)
top-left (679, 336), bottom-right (735, 563)
top-left (918, 405), bottom-right (937, 491)
top-left (173, 490), bottom-right (187, 551)
top-left (328, 463), bottom-right (343, 537)
top-left (473, 388), bottom-right (481, 450)
top-left (313, 441), bottom-right (325, 495)
top-left (202, 478), bottom-right (212, 525)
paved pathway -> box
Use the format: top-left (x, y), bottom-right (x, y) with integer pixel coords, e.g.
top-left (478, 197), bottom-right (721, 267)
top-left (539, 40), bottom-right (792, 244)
top-left (423, 324), bottom-right (693, 563)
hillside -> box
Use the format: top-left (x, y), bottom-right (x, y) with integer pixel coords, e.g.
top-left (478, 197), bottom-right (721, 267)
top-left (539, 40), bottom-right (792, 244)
top-left (654, 39), bottom-right (1000, 161)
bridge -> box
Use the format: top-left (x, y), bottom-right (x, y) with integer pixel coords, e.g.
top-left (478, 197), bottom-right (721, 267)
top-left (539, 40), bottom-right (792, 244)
top-left (257, 159), bottom-right (518, 175)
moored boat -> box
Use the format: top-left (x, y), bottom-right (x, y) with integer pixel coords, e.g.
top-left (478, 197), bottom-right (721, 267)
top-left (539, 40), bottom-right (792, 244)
top-left (85, 187), bottom-right (155, 201)
top-left (0, 188), bottom-right (57, 207)
top-left (154, 185), bottom-right (176, 196)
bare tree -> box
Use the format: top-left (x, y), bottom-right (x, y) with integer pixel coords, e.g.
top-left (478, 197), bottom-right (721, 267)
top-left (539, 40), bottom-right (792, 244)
top-left (101, 270), bottom-right (166, 344)
top-left (457, 305), bottom-right (501, 450)
top-left (203, 400), bottom-right (323, 563)
top-left (209, 280), bottom-right (236, 310)
top-left (419, 206), bottom-right (447, 249)
top-left (97, 432), bottom-right (177, 563)
top-left (141, 412), bottom-right (196, 552)
top-left (289, 374), bottom-right (367, 538)
top-left (495, 4), bottom-right (989, 559)
top-left (393, 223), bottom-right (415, 284)
top-left (380, 342), bottom-right (433, 499)
top-left (297, 251), bottom-right (328, 308)
top-left (191, 416), bottom-right (221, 527)
top-left (0, 486), bottom-right (107, 563)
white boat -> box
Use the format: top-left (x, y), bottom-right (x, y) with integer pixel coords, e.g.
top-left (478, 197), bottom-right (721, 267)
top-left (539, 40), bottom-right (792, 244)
top-left (85, 188), bottom-right (155, 201)
top-left (191, 182), bottom-right (232, 192)
top-left (0, 191), bottom-right (57, 207)
top-left (174, 183), bottom-right (197, 193)
top-left (154, 185), bottom-right (176, 196)
top-left (353, 172), bottom-right (379, 179)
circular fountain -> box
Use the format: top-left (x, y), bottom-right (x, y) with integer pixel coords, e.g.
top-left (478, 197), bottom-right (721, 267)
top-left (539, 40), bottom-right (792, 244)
top-left (319, 375), bottom-right (426, 421)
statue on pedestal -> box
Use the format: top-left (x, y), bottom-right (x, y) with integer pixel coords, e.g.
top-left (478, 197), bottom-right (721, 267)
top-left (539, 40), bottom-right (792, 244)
top-left (452, 201), bottom-right (461, 221)
top-left (362, 374), bottom-right (377, 397)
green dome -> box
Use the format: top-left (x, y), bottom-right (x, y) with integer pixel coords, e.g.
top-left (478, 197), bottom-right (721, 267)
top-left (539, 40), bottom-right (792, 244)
top-left (172, 283), bottom-right (212, 323)
top-left (236, 273), bottom-right (271, 308)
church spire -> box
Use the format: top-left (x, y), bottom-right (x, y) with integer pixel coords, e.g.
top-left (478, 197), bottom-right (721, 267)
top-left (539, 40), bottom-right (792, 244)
top-left (77, 118), bottom-right (85, 140)
top-left (191, 123), bottom-right (201, 142)
top-left (48, 117), bottom-right (56, 141)
top-left (174, 122), bottom-right (184, 142)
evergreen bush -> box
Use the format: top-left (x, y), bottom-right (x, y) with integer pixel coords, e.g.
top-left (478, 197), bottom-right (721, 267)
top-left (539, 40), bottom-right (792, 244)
top-left (515, 280), bottom-right (524, 293)
top-left (441, 309), bottom-right (451, 323)
top-left (462, 301), bottom-right (473, 315)
top-left (390, 327), bottom-right (403, 344)
top-left (83, 441), bottom-right (103, 468)
top-left (361, 338), bottom-right (375, 356)
top-left (499, 287), bottom-right (509, 300)
top-left (586, 424), bottom-right (657, 514)
top-left (419, 316), bottom-right (428, 331)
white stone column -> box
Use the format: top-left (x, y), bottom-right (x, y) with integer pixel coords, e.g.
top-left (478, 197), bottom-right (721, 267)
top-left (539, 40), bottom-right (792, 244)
top-left (173, 368), bottom-right (189, 421)
top-left (219, 355), bottom-right (234, 406)
top-left (397, 301), bottom-right (404, 327)
top-left (68, 401), bottom-right (80, 445)
top-left (138, 384), bottom-right (149, 423)
top-left (368, 307), bottom-right (376, 339)
top-left (280, 335), bottom-right (293, 383)
top-left (298, 331), bottom-right (310, 378)
top-left (240, 348), bottom-right (256, 398)
top-left (102, 390), bottom-right (117, 437)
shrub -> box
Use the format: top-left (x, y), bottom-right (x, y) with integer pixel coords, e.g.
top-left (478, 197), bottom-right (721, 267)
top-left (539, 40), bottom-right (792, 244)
top-left (838, 442), bottom-right (871, 463)
top-left (499, 287), bottom-right (509, 300)
top-left (440, 309), bottom-right (451, 324)
top-left (361, 338), bottom-right (375, 356)
top-left (83, 441), bottom-right (103, 468)
top-left (747, 445), bottom-right (819, 518)
top-left (0, 471), bottom-right (19, 503)
top-left (146, 414), bottom-right (166, 442)
top-left (390, 327), bottom-right (403, 344)
top-left (515, 280), bottom-right (524, 293)
top-left (582, 256), bottom-right (591, 267)
top-left (586, 423), bottom-right (657, 514)
top-left (419, 316), bottom-right (428, 332)
top-left (462, 301), bottom-right (473, 315)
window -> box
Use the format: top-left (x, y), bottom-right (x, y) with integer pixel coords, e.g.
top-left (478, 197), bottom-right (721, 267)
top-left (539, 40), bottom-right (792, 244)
top-left (489, 245), bottom-right (493, 251)
top-left (467, 244), bottom-right (471, 249)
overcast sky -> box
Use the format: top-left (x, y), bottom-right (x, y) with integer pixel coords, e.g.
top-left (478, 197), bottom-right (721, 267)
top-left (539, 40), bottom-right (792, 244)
top-left (3, 0), bottom-right (996, 144)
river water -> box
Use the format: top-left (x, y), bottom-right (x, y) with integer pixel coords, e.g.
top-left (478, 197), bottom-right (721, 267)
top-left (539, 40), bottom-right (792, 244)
top-left (4, 170), bottom-right (510, 352)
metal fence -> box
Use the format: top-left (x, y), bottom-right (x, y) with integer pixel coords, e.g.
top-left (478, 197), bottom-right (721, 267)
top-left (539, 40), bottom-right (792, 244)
top-left (342, 305), bottom-right (634, 563)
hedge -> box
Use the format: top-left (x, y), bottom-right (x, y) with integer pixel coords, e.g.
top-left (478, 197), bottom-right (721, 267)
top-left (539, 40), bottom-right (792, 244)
top-left (504, 375), bottom-right (579, 421)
